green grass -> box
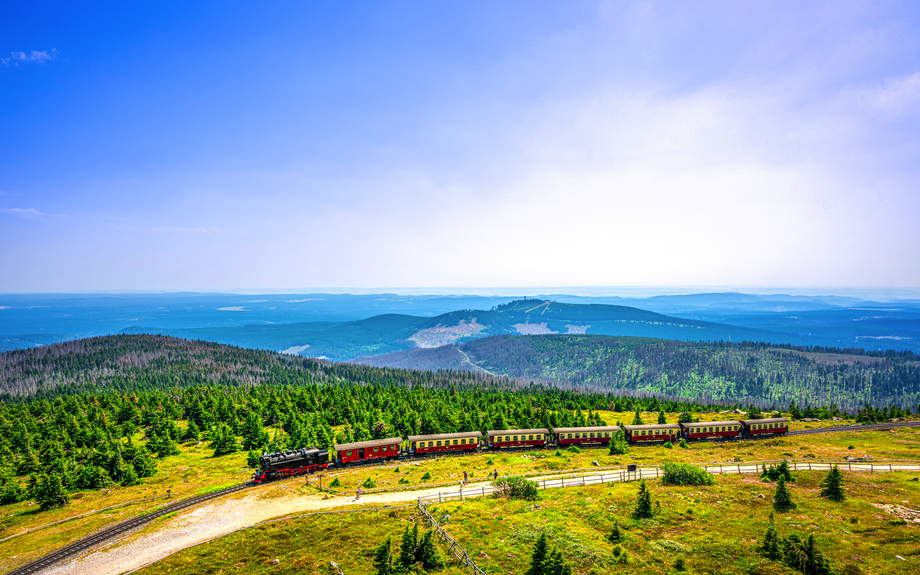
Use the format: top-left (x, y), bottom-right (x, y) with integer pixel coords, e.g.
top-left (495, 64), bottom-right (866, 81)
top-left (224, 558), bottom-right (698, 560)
top-left (133, 469), bottom-right (920, 575)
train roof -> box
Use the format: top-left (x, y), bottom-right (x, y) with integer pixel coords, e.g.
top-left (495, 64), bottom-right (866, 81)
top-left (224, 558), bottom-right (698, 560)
top-left (623, 423), bottom-right (682, 430)
top-left (334, 437), bottom-right (403, 451)
top-left (407, 431), bottom-right (483, 442)
top-left (681, 420), bottom-right (742, 428)
top-left (740, 417), bottom-right (789, 425)
top-left (553, 426), bottom-right (622, 433)
top-left (486, 428), bottom-right (550, 436)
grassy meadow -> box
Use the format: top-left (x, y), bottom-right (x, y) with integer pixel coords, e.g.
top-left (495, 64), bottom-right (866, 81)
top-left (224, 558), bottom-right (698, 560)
top-left (0, 411), bottom-right (917, 574)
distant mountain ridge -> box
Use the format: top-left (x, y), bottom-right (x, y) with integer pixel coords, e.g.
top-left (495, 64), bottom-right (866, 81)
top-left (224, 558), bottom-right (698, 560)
top-left (4, 292), bottom-right (919, 354)
top-left (119, 299), bottom-right (788, 361)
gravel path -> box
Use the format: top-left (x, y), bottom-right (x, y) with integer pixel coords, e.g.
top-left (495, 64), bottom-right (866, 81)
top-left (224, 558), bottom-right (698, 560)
top-left (38, 481), bottom-right (487, 575)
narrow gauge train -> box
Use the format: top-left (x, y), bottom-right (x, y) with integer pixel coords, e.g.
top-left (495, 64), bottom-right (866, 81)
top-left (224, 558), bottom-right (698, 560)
top-left (251, 418), bottom-right (789, 482)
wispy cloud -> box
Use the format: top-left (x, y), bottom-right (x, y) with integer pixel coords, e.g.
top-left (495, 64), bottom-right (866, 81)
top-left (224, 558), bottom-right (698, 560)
top-left (1, 208), bottom-right (47, 219)
top-left (1, 49), bottom-right (57, 66)
top-left (151, 226), bottom-right (239, 234)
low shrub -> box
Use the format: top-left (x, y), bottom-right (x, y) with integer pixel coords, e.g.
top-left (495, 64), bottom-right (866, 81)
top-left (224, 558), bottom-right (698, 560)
top-left (329, 477), bottom-right (341, 488)
top-left (566, 445), bottom-right (582, 454)
top-left (363, 477), bottom-right (377, 489)
top-left (661, 462), bottom-right (715, 486)
top-left (421, 472), bottom-right (432, 481)
top-left (492, 476), bottom-right (539, 501)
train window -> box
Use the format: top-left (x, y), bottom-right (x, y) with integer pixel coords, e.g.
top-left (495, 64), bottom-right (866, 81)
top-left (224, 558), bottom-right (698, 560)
top-left (454, 440), bottom-right (459, 445)
top-left (589, 433), bottom-right (594, 438)
top-left (347, 451), bottom-right (352, 457)
top-left (513, 436), bottom-right (518, 441)
top-left (373, 448), bottom-right (379, 453)
top-left (528, 435), bottom-right (533, 440)
top-left (460, 439), bottom-right (465, 444)
top-left (436, 441), bottom-right (442, 446)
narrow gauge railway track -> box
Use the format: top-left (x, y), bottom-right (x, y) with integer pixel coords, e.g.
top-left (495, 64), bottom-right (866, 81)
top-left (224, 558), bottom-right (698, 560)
top-left (789, 420), bottom-right (920, 436)
top-left (5, 484), bottom-right (250, 575)
top-left (9, 419), bottom-right (919, 574)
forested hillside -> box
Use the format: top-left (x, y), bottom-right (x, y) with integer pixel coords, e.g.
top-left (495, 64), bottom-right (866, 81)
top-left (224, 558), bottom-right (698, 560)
top-left (356, 335), bottom-right (920, 410)
top-left (0, 334), bottom-right (727, 509)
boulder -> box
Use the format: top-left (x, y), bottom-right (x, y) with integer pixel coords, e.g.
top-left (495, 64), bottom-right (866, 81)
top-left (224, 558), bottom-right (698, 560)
top-left (329, 561), bottom-right (344, 575)
top-left (269, 558), bottom-right (280, 565)
top-left (591, 460), bottom-right (600, 466)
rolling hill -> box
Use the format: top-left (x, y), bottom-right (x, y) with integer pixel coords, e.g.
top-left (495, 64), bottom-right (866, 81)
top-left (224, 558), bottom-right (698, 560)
top-left (120, 299), bottom-right (789, 362)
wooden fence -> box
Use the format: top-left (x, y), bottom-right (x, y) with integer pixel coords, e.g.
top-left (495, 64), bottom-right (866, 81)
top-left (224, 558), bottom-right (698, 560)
top-left (416, 498), bottom-right (487, 575)
top-left (416, 460), bottom-right (920, 505)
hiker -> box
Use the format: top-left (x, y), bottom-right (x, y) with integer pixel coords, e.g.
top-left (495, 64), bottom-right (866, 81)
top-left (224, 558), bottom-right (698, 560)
top-left (493, 469), bottom-right (498, 480)
top-left (463, 471), bottom-right (468, 485)
top-left (356, 486), bottom-right (361, 500)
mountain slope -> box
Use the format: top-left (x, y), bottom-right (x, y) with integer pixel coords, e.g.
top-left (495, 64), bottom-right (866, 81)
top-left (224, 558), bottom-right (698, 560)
top-left (353, 334), bottom-right (920, 410)
top-left (122, 299), bottom-right (789, 362)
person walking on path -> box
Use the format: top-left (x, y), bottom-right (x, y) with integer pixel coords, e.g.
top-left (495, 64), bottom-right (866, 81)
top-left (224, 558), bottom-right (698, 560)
top-left (356, 486), bottom-right (361, 500)
top-left (463, 471), bottom-right (468, 485)
top-left (493, 469), bottom-right (498, 480)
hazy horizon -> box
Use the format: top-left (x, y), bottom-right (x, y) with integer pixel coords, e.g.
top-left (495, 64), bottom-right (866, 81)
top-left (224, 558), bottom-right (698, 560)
top-left (3, 2), bottom-right (919, 292)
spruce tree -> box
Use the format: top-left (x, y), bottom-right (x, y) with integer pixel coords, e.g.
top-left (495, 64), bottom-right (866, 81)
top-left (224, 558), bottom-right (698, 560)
top-left (399, 525), bottom-right (417, 567)
top-left (526, 532), bottom-right (549, 575)
top-left (633, 479), bottom-right (654, 519)
top-left (773, 475), bottom-right (796, 511)
top-left (632, 408), bottom-right (644, 426)
top-left (420, 530), bottom-right (443, 570)
top-left (819, 465), bottom-right (845, 502)
top-left (759, 512), bottom-right (781, 560)
top-left (34, 473), bottom-right (70, 510)
top-left (657, 411), bottom-right (666, 424)
top-left (607, 520), bottom-right (623, 543)
top-left (373, 536), bottom-right (393, 575)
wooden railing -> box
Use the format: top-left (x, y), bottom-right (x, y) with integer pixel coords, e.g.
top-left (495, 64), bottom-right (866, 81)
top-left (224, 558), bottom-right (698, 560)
top-left (416, 498), bottom-right (487, 575)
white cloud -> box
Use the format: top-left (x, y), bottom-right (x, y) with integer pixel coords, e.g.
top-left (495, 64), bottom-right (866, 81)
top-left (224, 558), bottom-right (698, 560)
top-left (1, 208), bottom-right (47, 219)
top-left (1, 49), bottom-right (57, 66)
top-left (862, 72), bottom-right (920, 116)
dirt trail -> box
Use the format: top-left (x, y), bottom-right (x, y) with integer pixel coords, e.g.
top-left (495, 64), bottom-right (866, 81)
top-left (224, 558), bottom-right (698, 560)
top-left (40, 481), bottom-right (491, 575)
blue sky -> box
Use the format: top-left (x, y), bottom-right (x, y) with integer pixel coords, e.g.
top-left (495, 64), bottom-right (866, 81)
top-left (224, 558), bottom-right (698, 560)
top-left (2, 1), bottom-right (919, 292)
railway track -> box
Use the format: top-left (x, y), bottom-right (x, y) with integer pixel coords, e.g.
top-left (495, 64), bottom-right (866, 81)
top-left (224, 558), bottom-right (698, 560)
top-left (5, 483), bottom-right (250, 575)
top-left (8, 419), bottom-right (919, 574)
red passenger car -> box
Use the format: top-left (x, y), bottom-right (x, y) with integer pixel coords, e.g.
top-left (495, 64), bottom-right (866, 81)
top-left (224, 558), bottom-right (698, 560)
top-left (680, 420), bottom-right (742, 441)
top-left (554, 426), bottom-right (622, 446)
top-left (408, 431), bottom-right (482, 455)
top-left (623, 424), bottom-right (681, 443)
top-left (486, 428), bottom-right (549, 449)
top-left (741, 417), bottom-right (789, 437)
top-left (334, 437), bottom-right (403, 464)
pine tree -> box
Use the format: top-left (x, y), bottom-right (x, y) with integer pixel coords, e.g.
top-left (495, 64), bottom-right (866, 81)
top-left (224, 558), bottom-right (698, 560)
top-left (773, 475), bottom-right (796, 511)
top-left (399, 525), bottom-right (417, 567)
top-left (247, 449), bottom-right (261, 469)
top-left (633, 479), bottom-right (654, 519)
top-left (632, 408), bottom-right (644, 426)
top-left (526, 532), bottom-right (549, 575)
top-left (657, 411), bottom-right (666, 424)
top-left (607, 520), bottom-right (623, 543)
top-left (373, 536), bottom-right (393, 575)
top-left (759, 512), bottom-right (781, 560)
top-left (420, 529), bottom-right (443, 570)
top-left (34, 473), bottom-right (70, 510)
top-left (819, 465), bottom-right (845, 502)
top-left (121, 464), bottom-right (139, 487)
